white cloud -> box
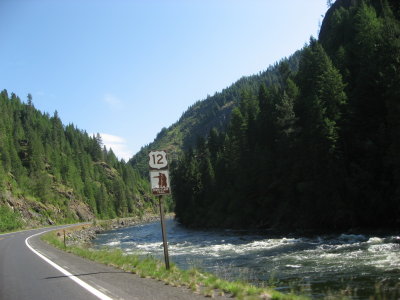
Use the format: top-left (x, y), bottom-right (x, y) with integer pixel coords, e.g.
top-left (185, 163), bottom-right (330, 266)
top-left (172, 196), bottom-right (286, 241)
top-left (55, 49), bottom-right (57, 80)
top-left (103, 94), bottom-right (124, 109)
top-left (100, 133), bottom-right (133, 161)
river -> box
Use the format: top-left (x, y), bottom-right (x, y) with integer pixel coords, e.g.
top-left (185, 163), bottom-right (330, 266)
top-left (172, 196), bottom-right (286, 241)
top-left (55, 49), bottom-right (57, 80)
top-left (92, 219), bottom-right (400, 299)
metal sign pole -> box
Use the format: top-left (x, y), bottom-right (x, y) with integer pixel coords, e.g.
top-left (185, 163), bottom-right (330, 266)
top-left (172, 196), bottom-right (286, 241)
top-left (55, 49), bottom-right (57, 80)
top-left (158, 195), bottom-right (170, 270)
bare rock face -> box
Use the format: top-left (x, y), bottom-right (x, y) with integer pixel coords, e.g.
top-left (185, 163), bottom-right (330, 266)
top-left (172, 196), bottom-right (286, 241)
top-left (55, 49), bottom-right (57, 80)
top-left (68, 199), bottom-right (95, 221)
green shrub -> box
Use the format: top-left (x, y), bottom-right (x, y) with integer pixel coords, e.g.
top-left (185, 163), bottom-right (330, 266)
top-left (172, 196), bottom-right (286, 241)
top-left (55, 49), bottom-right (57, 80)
top-left (0, 205), bottom-right (23, 233)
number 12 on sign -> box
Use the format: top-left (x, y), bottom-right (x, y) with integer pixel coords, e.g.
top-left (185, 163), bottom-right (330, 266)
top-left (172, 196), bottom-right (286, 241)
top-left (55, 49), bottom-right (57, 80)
top-left (148, 150), bottom-right (168, 170)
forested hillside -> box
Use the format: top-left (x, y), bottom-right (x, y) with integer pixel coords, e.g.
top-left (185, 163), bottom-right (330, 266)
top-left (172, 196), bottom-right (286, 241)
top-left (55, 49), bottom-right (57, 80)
top-left (0, 91), bottom-right (155, 232)
top-left (171, 0), bottom-right (400, 231)
top-left (129, 52), bottom-right (301, 176)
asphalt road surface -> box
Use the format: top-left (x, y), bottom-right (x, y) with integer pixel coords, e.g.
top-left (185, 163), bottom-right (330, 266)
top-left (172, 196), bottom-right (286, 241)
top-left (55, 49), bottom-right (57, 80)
top-left (0, 225), bottom-right (227, 300)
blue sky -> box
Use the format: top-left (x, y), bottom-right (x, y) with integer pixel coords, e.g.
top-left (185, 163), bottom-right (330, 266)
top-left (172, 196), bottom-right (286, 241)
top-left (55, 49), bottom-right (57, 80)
top-left (0, 0), bottom-right (328, 161)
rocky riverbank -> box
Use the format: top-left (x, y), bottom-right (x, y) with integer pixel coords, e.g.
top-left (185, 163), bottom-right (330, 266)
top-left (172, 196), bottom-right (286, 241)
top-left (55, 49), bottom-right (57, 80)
top-left (59, 214), bottom-right (171, 247)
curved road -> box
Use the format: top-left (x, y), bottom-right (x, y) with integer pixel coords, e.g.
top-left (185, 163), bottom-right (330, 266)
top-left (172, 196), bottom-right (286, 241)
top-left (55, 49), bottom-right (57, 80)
top-left (0, 226), bottom-right (226, 300)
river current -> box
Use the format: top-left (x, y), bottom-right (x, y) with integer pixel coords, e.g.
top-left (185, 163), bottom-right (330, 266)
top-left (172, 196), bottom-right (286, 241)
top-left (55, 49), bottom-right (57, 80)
top-left (92, 219), bottom-right (400, 298)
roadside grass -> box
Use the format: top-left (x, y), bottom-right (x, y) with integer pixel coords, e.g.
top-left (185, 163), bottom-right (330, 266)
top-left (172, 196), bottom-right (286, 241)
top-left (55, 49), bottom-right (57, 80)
top-left (41, 230), bottom-right (308, 300)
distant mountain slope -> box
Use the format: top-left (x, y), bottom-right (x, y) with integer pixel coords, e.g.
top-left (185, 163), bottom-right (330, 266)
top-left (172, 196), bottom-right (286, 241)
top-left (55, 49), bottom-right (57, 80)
top-left (0, 91), bottom-right (156, 232)
top-left (129, 52), bottom-right (301, 175)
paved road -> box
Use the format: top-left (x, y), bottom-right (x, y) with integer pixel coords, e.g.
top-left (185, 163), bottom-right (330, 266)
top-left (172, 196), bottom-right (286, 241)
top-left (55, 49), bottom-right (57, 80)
top-left (0, 226), bottom-right (226, 300)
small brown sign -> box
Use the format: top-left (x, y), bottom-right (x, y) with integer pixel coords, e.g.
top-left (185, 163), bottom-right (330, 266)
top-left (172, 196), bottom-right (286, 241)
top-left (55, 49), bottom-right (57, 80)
top-left (149, 170), bottom-right (171, 195)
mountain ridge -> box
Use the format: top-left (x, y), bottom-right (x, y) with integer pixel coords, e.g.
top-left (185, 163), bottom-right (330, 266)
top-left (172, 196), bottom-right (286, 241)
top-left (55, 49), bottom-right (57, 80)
top-left (129, 52), bottom-right (301, 175)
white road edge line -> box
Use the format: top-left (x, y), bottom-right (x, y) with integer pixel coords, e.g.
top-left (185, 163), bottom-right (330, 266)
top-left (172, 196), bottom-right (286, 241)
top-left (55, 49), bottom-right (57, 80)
top-left (25, 230), bottom-right (114, 300)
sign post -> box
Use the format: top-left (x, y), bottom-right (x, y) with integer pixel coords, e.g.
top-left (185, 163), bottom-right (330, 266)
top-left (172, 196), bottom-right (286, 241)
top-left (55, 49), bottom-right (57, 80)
top-left (158, 195), bottom-right (170, 270)
top-left (148, 150), bottom-right (170, 270)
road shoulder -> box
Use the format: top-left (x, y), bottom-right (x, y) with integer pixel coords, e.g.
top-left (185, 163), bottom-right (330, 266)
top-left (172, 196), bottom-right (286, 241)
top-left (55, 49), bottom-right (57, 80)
top-left (28, 231), bottom-right (227, 300)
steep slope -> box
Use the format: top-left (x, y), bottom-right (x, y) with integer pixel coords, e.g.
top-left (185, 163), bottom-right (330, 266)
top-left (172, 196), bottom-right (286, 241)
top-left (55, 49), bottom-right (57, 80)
top-left (129, 52), bottom-right (301, 176)
top-left (171, 0), bottom-right (400, 230)
top-left (0, 91), bottom-right (156, 232)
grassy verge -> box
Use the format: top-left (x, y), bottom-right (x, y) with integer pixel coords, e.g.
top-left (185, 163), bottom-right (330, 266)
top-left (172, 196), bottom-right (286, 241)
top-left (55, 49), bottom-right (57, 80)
top-left (41, 229), bottom-right (308, 300)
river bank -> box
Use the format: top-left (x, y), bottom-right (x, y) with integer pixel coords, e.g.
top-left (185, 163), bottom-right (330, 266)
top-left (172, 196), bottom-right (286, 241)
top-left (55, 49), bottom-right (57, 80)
top-left (43, 217), bottom-right (302, 300)
top-left (59, 213), bottom-right (169, 247)
top-left (52, 215), bottom-right (400, 299)
top-left (92, 218), bottom-right (400, 299)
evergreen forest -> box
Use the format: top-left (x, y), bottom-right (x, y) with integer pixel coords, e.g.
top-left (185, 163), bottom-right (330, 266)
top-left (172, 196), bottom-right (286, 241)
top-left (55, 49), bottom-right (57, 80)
top-left (0, 91), bottom-right (156, 232)
top-left (171, 0), bottom-right (400, 231)
top-left (129, 53), bottom-right (301, 176)
top-left (2, 0), bottom-right (399, 234)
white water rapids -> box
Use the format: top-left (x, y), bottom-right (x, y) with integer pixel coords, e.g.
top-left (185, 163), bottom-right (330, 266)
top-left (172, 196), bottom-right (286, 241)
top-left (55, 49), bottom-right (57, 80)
top-left (92, 219), bottom-right (400, 298)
